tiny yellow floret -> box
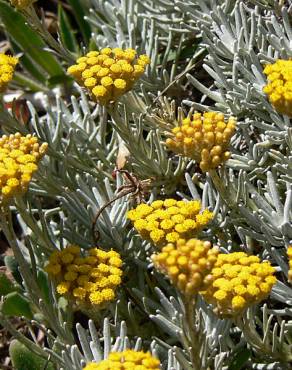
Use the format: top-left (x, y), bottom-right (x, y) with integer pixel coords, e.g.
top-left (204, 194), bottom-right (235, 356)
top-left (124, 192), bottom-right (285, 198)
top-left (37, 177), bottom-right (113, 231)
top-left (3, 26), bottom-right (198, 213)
top-left (201, 252), bottom-right (276, 316)
top-left (263, 59), bottom-right (292, 117)
top-left (0, 133), bottom-right (47, 201)
top-left (67, 48), bottom-right (150, 105)
top-left (127, 199), bottom-right (213, 247)
top-left (287, 246), bottom-right (292, 282)
top-left (166, 111), bottom-right (236, 172)
top-left (83, 350), bottom-right (160, 370)
top-left (45, 245), bottom-right (123, 310)
top-left (0, 53), bottom-right (18, 92)
top-left (153, 239), bottom-right (219, 296)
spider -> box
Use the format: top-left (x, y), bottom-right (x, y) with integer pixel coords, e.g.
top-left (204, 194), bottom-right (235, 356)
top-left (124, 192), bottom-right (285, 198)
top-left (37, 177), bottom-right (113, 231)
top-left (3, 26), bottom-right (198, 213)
top-left (92, 170), bottom-right (152, 243)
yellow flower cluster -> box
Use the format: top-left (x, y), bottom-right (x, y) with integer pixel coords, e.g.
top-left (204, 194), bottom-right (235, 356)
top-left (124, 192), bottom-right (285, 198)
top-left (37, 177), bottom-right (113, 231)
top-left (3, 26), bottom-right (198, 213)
top-left (263, 59), bottom-right (292, 117)
top-left (83, 350), bottom-right (160, 370)
top-left (45, 245), bottom-right (122, 309)
top-left (9, 0), bottom-right (35, 8)
top-left (287, 246), bottom-right (292, 282)
top-left (0, 133), bottom-right (47, 201)
top-left (0, 53), bottom-right (18, 93)
top-left (127, 199), bottom-right (213, 248)
top-left (67, 48), bottom-right (150, 105)
top-left (166, 112), bottom-right (236, 172)
top-left (201, 252), bottom-right (276, 316)
top-left (152, 239), bottom-right (219, 296)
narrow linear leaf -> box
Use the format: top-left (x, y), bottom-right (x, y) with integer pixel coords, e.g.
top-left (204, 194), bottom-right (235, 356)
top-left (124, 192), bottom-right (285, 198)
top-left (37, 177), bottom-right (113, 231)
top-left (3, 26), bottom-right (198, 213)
top-left (9, 38), bottom-right (46, 84)
top-left (58, 5), bottom-right (79, 53)
top-left (37, 270), bottom-right (50, 304)
top-left (0, 1), bottom-right (64, 78)
top-left (0, 273), bottom-right (16, 296)
top-left (67, 0), bottom-right (91, 45)
top-left (13, 72), bottom-right (48, 92)
top-left (4, 256), bottom-right (23, 286)
top-left (2, 292), bottom-right (33, 319)
top-left (10, 340), bottom-right (54, 370)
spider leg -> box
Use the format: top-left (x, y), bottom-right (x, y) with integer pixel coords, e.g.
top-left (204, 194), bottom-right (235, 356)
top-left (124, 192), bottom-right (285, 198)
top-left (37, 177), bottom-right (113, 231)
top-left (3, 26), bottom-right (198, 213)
top-left (118, 169), bottom-right (139, 187)
top-left (116, 184), bottom-right (133, 194)
top-left (91, 189), bottom-right (132, 244)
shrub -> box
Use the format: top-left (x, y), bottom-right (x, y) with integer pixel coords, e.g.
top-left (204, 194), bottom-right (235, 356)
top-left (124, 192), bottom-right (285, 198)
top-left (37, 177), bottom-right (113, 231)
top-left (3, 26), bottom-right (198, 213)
top-left (0, 1), bottom-right (292, 369)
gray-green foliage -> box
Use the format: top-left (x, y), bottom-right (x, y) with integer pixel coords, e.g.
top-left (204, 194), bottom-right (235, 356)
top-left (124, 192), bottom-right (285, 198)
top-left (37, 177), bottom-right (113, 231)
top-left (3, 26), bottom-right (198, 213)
top-left (1, 0), bottom-right (292, 369)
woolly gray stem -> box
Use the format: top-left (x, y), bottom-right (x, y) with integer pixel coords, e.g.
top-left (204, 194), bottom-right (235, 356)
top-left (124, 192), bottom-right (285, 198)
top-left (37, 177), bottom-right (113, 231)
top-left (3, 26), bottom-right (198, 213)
top-left (209, 169), bottom-right (237, 209)
top-left (184, 297), bottom-right (202, 370)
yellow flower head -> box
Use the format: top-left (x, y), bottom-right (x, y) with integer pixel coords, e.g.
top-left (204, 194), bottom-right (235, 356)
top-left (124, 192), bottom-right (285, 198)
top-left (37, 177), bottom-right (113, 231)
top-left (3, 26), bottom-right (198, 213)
top-left (152, 239), bottom-right (219, 296)
top-left (83, 350), bottom-right (160, 370)
top-left (166, 112), bottom-right (236, 172)
top-left (0, 133), bottom-right (47, 201)
top-left (201, 252), bottom-right (276, 316)
top-left (0, 54), bottom-right (18, 93)
top-left (45, 245), bottom-right (123, 309)
top-left (287, 246), bottom-right (292, 282)
top-left (127, 199), bottom-right (213, 248)
top-left (67, 48), bottom-right (150, 105)
top-left (263, 59), bottom-right (292, 117)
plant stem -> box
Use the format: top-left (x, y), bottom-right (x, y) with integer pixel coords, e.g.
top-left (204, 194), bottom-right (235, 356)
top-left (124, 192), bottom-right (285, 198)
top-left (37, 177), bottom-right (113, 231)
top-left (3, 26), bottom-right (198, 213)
top-left (13, 72), bottom-right (49, 93)
top-left (184, 297), bottom-right (202, 370)
top-left (209, 169), bottom-right (236, 208)
top-left (24, 6), bottom-right (75, 64)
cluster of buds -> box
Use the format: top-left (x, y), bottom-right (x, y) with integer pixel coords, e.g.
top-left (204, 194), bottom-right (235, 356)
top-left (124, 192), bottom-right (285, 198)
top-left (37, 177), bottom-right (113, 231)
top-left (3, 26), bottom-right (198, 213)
top-left (45, 245), bottom-right (122, 309)
top-left (152, 239), bottom-right (219, 296)
top-left (166, 112), bottom-right (236, 172)
top-left (0, 133), bottom-right (47, 201)
top-left (127, 199), bottom-right (213, 247)
top-left (83, 350), bottom-right (160, 370)
top-left (263, 59), bottom-right (292, 117)
top-left (0, 53), bottom-right (18, 93)
top-left (201, 252), bottom-right (276, 316)
top-left (67, 48), bottom-right (150, 105)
